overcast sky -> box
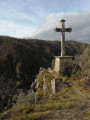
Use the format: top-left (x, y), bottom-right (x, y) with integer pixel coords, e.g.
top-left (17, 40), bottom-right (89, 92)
top-left (0, 0), bottom-right (90, 43)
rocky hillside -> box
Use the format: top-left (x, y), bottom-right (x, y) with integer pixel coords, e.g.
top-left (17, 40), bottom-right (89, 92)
top-left (0, 68), bottom-right (90, 120)
top-left (78, 46), bottom-right (90, 77)
top-left (0, 36), bottom-right (89, 112)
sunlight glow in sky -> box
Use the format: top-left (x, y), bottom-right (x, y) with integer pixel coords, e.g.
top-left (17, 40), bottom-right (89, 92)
top-left (0, 0), bottom-right (90, 43)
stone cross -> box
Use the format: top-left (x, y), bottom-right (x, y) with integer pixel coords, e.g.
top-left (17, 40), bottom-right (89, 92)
top-left (54, 19), bottom-right (72, 56)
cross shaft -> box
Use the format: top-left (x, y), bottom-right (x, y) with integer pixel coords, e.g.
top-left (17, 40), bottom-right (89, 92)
top-left (54, 19), bottom-right (72, 56)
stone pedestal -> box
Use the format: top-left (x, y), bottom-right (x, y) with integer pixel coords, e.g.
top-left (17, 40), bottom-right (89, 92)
top-left (54, 56), bottom-right (73, 74)
top-left (51, 78), bottom-right (62, 94)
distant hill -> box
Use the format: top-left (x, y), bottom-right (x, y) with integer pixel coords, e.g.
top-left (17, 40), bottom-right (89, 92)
top-left (0, 36), bottom-right (89, 112)
top-left (0, 36), bottom-right (88, 88)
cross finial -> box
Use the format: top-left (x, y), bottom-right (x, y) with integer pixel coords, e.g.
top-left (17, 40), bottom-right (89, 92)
top-left (60, 19), bottom-right (65, 22)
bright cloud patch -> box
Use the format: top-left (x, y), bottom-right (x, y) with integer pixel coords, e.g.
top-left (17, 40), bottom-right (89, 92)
top-left (31, 10), bottom-right (90, 43)
top-left (0, 19), bottom-right (36, 38)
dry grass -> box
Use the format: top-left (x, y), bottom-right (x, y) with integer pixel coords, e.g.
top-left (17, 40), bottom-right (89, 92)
top-left (0, 76), bottom-right (90, 120)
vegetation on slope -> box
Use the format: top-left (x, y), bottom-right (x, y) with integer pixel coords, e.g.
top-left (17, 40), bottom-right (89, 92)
top-left (0, 45), bottom-right (90, 120)
top-left (0, 74), bottom-right (90, 120)
top-left (0, 36), bottom-right (89, 113)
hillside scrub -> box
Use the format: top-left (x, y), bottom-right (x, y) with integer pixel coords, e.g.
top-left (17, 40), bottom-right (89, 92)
top-left (0, 75), bottom-right (90, 120)
top-left (0, 36), bottom-right (89, 114)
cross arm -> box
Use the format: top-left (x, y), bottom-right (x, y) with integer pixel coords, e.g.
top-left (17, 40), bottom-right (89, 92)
top-left (65, 27), bottom-right (72, 32)
top-left (54, 27), bottom-right (72, 32)
top-left (54, 27), bottom-right (62, 32)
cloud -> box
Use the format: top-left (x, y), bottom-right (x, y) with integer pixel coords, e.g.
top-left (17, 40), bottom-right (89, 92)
top-left (30, 10), bottom-right (90, 43)
top-left (0, 19), bottom-right (36, 38)
top-left (0, 0), bottom-right (44, 37)
top-left (0, 0), bottom-right (44, 25)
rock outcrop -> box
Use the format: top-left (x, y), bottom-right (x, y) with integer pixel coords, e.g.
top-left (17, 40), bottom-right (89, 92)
top-left (31, 68), bottom-right (62, 98)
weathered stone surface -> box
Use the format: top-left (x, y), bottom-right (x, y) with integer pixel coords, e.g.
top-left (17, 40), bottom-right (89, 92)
top-left (31, 69), bottom-right (63, 95)
top-left (43, 79), bottom-right (48, 95)
top-left (54, 56), bottom-right (73, 74)
top-left (51, 78), bottom-right (62, 94)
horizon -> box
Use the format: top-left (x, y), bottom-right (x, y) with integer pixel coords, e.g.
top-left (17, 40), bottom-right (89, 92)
top-left (0, 0), bottom-right (90, 43)
top-left (0, 35), bottom-right (89, 44)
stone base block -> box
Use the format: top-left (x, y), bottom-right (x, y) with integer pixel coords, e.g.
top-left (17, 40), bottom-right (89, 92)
top-left (54, 56), bottom-right (73, 74)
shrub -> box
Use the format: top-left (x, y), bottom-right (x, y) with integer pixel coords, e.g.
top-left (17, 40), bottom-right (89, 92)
top-left (51, 59), bottom-right (55, 69)
top-left (37, 88), bottom-right (44, 97)
top-left (43, 102), bottom-right (61, 110)
top-left (60, 62), bottom-right (73, 77)
top-left (15, 91), bottom-right (36, 105)
top-left (16, 81), bottom-right (21, 87)
top-left (82, 109), bottom-right (90, 117)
